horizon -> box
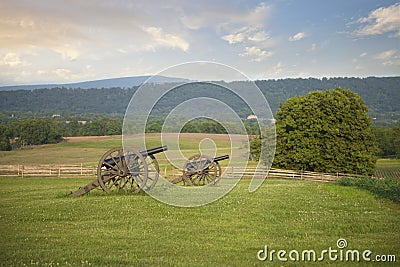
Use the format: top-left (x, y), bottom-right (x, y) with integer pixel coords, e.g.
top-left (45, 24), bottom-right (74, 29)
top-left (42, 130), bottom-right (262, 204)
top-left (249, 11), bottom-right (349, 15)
top-left (1, 74), bottom-right (399, 88)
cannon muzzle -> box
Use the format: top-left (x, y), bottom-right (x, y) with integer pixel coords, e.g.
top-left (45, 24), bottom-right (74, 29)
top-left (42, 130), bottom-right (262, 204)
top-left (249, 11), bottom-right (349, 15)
top-left (213, 154), bottom-right (229, 162)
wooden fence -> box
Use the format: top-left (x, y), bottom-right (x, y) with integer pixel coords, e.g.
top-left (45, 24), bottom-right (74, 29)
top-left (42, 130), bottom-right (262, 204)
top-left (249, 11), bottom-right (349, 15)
top-left (0, 164), bottom-right (370, 182)
top-left (0, 164), bottom-right (97, 178)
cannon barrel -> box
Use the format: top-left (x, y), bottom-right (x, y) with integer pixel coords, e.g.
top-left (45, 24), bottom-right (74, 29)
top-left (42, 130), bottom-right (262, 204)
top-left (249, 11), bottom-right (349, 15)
top-left (213, 154), bottom-right (229, 162)
top-left (140, 145), bottom-right (168, 157)
top-left (103, 145), bottom-right (168, 166)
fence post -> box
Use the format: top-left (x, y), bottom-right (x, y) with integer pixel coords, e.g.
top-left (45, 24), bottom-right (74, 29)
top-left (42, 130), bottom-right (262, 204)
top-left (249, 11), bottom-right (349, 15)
top-left (164, 165), bottom-right (167, 177)
top-left (17, 164), bottom-right (20, 176)
top-left (21, 165), bottom-right (24, 178)
top-left (58, 166), bottom-right (61, 177)
top-left (80, 163), bottom-right (83, 176)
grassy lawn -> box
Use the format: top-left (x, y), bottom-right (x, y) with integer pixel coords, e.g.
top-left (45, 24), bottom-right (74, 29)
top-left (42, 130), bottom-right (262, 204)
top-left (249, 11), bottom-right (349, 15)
top-left (0, 177), bottom-right (399, 266)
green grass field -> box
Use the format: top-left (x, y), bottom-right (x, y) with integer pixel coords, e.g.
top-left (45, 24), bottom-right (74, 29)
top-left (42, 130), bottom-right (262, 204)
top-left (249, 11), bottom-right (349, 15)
top-left (0, 177), bottom-right (399, 266)
top-left (0, 135), bottom-right (399, 266)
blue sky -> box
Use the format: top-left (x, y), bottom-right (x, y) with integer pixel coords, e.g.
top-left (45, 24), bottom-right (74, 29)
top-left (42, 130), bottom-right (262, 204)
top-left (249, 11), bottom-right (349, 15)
top-left (0, 0), bottom-right (399, 85)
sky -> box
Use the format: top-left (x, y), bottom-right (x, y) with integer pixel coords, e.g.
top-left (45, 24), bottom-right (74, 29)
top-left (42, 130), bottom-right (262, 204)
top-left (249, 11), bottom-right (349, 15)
top-left (0, 0), bottom-right (399, 85)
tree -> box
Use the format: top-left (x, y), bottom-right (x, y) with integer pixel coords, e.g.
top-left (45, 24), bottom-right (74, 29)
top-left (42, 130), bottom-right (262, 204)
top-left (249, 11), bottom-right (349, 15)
top-left (0, 125), bottom-right (11, 151)
top-left (392, 124), bottom-right (400, 158)
top-left (274, 88), bottom-right (377, 175)
top-left (372, 125), bottom-right (399, 157)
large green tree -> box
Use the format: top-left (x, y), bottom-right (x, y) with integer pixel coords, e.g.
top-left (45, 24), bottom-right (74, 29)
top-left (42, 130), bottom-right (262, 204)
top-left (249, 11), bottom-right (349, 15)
top-left (274, 88), bottom-right (377, 175)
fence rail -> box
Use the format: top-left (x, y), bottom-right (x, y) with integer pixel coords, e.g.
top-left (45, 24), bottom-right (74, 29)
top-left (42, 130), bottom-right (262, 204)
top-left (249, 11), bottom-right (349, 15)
top-left (0, 164), bottom-right (372, 182)
top-left (0, 164), bottom-right (97, 178)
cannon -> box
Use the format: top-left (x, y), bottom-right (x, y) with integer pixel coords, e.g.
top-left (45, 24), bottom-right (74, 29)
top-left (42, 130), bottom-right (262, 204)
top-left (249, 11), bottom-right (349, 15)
top-left (171, 154), bottom-right (230, 186)
top-left (70, 145), bottom-right (167, 196)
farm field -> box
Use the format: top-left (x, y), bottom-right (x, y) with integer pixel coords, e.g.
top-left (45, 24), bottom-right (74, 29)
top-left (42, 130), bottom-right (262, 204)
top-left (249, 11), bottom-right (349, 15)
top-left (0, 134), bottom-right (233, 167)
top-left (0, 177), bottom-right (399, 266)
top-left (375, 159), bottom-right (400, 179)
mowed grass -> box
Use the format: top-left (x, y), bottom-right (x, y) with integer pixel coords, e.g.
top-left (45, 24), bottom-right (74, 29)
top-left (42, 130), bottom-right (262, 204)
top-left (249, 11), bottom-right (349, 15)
top-left (0, 177), bottom-right (399, 266)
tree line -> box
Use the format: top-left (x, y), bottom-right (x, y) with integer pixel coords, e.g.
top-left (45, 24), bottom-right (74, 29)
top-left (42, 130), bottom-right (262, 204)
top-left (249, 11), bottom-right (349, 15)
top-left (0, 117), bottom-right (261, 151)
top-left (1, 77), bottom-right (399, 126)
top-left (0, 117), bottom-right (122, 150)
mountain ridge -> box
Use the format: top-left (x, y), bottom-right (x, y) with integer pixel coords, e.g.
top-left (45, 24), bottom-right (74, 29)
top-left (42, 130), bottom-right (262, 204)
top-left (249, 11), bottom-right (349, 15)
top-left (0, 75), bottom-right (189, 91)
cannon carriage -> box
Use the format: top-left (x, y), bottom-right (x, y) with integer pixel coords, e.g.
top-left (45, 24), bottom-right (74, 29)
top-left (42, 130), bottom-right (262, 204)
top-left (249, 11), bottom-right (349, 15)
top-left (173, 154), bottom-right (229, 186)
top-left (70, 145), bottom-right (229, 196)
top-left (70, 146), bottom-right (167, 196)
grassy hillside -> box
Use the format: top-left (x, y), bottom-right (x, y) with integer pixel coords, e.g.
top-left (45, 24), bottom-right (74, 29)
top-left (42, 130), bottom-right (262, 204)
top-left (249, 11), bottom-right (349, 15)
top-left (0, 178), bottom-right (398, 266)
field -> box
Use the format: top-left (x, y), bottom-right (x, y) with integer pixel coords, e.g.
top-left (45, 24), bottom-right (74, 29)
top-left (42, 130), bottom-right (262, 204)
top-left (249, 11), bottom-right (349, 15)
top-left (0, 134), bottom-right (233, 167)
top-left (1, 177), bottom-right (399, 266)
top-left (0, 135), bottom-right (399, 266)
top-left (375, 159), bottom-right (400, 179)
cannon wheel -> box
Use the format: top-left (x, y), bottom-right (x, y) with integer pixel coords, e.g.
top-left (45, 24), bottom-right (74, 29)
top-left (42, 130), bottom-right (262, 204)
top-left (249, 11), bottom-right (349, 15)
top-left (97, 147), bottom-right (148, 194)
top-left (143, 154), bottom-right (159, 191)
top-left (183, 154), bottom-right (219, 186)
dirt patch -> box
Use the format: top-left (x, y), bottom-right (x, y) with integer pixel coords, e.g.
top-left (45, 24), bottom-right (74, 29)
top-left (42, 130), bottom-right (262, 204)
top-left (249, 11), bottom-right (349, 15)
top-left (64, 135), bottom-right (122, 142)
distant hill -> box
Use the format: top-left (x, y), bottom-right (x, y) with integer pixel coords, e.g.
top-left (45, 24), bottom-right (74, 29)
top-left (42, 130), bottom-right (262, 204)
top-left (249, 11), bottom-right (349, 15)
top-left (0, 76), bottom-right (398, 125)
top-left (0, 75), bottom-right (189, 91)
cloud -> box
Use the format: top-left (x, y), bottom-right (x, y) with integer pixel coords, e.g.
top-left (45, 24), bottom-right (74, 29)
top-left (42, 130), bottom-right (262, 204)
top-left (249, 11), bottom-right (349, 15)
top-left (355, 3), bottom-right (400, 37)
top-left (240, 46), bottom-right (273, 62)
top-left (374, 49), bottom-right (396, 60)
top-left (181, 1), bottom-right (271, 31)
top-left (222, 31), bottom-right (247, 44)
top-left (2, 53), bottom-right (23, 67)
top-left (373, 49), bottom-right (400, 66)
top-left (143, 27), bottom-right (189, 52)
top-left (52, 44), bottom-right (80, 61)
top-left (289, 32), bottom-right (307, 41)
top-left (221, 27), bottom-right (271, 45)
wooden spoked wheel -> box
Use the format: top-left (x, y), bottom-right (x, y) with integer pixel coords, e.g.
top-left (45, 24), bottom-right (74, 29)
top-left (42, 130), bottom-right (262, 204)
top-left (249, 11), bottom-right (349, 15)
top-left (97, 147), bottom-right (148, 194)
top-left (183, 154), bottom-right (220, 186)
top-left (142, 154), bottom-right (159, 191)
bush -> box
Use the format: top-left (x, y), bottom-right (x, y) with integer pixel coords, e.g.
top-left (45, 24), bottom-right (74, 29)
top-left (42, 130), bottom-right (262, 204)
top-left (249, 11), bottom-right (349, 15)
top-left (337, 177), bottom-right (400, 203)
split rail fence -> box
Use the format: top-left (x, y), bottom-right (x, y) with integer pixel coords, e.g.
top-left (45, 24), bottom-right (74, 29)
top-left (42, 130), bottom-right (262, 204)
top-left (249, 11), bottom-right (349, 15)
top-left (0, 164), bottom-right (370, 182)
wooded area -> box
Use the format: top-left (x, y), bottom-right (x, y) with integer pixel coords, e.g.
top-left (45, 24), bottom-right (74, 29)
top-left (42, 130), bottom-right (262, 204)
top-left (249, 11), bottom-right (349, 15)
top-left (0, 77), bottom-right (399, 125)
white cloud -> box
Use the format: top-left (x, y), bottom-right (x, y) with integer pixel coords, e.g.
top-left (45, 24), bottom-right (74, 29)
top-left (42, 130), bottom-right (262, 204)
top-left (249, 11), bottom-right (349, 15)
top-left (240, 46), bottom-right (273, 62)
top-left (289, 32), bottom-right (307, 41)
top-left (222, 31), bottom-right (247, 44)
top-left (360, 52), bottom-right (368, 57)
top-left (1, 52), bottom-right (31, 67)
top-left (181, 2), bottom-right (271, 31)
top-left (221, 27), bottom-right (272, 45)
top-left (372, 49), bottom-right (400, 66)
top-left (355, 3), bottom-right (400, 37)
top-left (143, 27), bottom-right (189, 52)
top-left (2, 53), bottom-right (23, 67)
top-left (52, 44), bottom-right (80, 61)
top-left (248, 30), bottom-right (270, 43)
top-left (374, 49), bottom-right (396, 60)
